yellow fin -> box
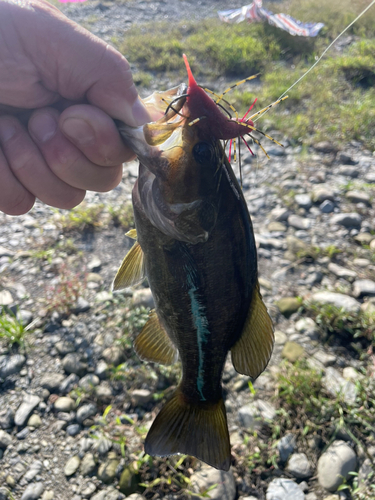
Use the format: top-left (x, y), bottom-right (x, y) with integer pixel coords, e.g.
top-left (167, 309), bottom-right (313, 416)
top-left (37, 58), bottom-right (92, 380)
top-left (145, 387), bottom-right (231, 471)
top-left (126, 228), bottom-right (137, 239)
top-left (231, 282), bottom-right (274, 379)
top-left (112, 241), bottom-right (145, 291)
top-left (134, 310), bottom-right (178, 365)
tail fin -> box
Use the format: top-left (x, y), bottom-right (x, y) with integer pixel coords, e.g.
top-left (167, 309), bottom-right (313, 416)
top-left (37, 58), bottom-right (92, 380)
top-left (145, 387), bottom-right (231, 471)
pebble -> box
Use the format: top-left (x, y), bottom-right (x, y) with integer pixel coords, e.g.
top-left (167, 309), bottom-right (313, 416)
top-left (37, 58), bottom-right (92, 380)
top-left (27, 414), bottom-right (42, 428)
top-left (239, 400), bottom-right (276, 430)
top-left (76, 403), bottom-right (97, 424)
top-left (71, 297), bottom-right (90, 314)
top-left (39, 373), bottom-right (65, 392)
top-left (330, 213), bottom-right (362, 228)
top-left (54, 397), bottom-right (76, 412)
top-left (66, 424), bottom-right (81, 436)
top-left (0, 290), bottom-right (13, 306)
top-left (276, 297), bottom-right (301, 317)
top-left (190, 465), bottom-right (236, 500)
top-left (23, 461), bottom-right (43, 482)
top-left (0, 430), bottom-right (12, 449)
top-left (277, 434), bottom-right (296, 462)
top-left (354, 232), bottom-right (374, 245)
top-left (131, 389), bottom-right (153, 406)
top-left (286, 453), bottom-right (313, 478)
top-left (0, 354), bottom-right (26, 379)
top-left (288, 214), bottom-right (311, 230)
top-left (328, 262), bottom-right (357, 280)
top-left (20, 483), bottom-right (45, 500)
top-left (322, 367), bottom-right (357, 404)
top-left (295, 317), bottom-right (319, 340)
top-left (88, 255), bottom-right (102, 271)
top-left (16, 309), bottom-right (33, 326)
top-left (311, 186), bottom-right (335, 203)
top-left (274, 330), bottom-right (287, 345)
top-left (79, 374), bottom-right (100, 391)
top-left (102, 346), bottom-right (125, 366)
top-left (320, 200), bottom-right (335, 213)
top-left (98, 452), bottom-right (119, 484)
top-left (346, 190), bottom-right (371, 205)
top-left (317, 440), bottom-right (357, 491)
top-left (62, 353), bottom-right (87, 376)
top-left (313, 350), bottom-right (337, 367)
top-left (282, 342), bottom-right (305, 362)
top-left (80, 452), bottom-right (96, 476)
top-left (352, 279), bottom-right (375, 298)
top-left (59, 373), bottom-right (79, 394)
top-left (15, 394), bottom-right (41, 426)
top-left (310, 291), bottom-right (361, 313)
top-left (266, 478), bottom-right (304, 500)
top-left (295, 194), bottom-right (312, 209)
top-left (132, 288), bottom-right (154, 308)
top-left (64, 455), bottom-right (81, 476)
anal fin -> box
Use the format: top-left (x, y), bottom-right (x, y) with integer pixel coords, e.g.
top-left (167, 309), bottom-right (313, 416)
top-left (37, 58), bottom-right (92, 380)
top-left (134, 310), bottom-right (178, 365)
top-left (112, 240), bottom-right (145, 291)
top-left (145, 387), bottom-right (231, 471)
top-left (231, 281), bottom-right (274, 379)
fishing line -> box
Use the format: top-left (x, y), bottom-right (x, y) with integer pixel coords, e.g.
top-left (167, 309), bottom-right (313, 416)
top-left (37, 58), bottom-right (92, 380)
top-left (254, 0), bottom-right (375, 122)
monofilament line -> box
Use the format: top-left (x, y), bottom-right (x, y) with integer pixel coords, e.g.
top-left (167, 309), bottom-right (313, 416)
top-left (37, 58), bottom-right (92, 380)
top-left (254, 0), bottom-right (375, 122)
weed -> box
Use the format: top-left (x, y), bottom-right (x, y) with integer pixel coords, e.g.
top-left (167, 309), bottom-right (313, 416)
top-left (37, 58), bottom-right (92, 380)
top-left (57, 203), bottom-right (105, 232)
top-left (0, 309), bottom-right (28, 349)
top-left (44, 263), bottom-right (86, 317)
top-left (108, 202), bottom-right (135, 230)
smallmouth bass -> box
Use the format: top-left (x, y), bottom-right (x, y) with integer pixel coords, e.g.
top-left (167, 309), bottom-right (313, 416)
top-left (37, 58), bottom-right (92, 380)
top-left (114, 71), bottom-right (274, 470)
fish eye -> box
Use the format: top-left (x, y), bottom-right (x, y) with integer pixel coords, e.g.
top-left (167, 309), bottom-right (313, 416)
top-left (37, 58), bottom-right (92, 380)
top-left (193, 142), bottom-right (214, 164)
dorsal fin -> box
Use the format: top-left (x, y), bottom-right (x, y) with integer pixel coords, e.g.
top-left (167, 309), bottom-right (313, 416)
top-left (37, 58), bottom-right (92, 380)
top-left (134, 310), bottom-right (178, 365)
top-left (112, 241), bottom-right (145, 291)
top-left (183, 54), bottom-right (198, 89)
top-left (231, 281), bottom-right (274, 379)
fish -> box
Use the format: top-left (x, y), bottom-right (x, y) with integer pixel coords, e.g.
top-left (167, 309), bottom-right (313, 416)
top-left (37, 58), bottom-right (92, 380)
top-left (113, 56), bottom-right (274, 471)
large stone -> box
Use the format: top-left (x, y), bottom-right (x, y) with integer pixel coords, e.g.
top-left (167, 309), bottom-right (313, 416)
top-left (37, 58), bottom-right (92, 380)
top-left (330, 213), bottom-right (361, 228)
top-left (190, 465), bottom-right (236, 500)
top-left (286, 453), bottom-right (312, 478)
top-left (317, 440), bottom-right (357, 491)
top-left (276, 297), bottom-right (301, 317)
top-left (0, 354), bottom-right (26, 379)
top-left (346, 190), bottom-right (371, 205)
top-left (310, 291), bottom-right (361, 313)
top-left (15, 394), bottom-right (41, 426)
top-left (353, 279), bottom-right (375, 298)
top-left (20, 483), bottom-right (44, 500)
top-left (64, 455), bottom-right (81, 477)
top-left (266, 478), bottom-right (304, 500)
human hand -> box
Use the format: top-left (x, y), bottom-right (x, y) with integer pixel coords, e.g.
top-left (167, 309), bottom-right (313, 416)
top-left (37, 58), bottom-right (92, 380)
top-left (0, 0), bottom-right (149, 215)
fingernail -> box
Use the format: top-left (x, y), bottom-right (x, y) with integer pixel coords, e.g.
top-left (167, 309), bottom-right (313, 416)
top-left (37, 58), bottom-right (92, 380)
top-left (131, 98), bottom-right (150, 126)
top-left (0, 121), bottom-right (17, 142)
top-left (61, 118), bottom-right (95, 145)
top-left (29, 112), bottom-right (57, 143)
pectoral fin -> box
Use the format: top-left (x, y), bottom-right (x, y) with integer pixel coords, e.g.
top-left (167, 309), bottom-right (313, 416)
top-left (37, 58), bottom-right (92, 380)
top-left (112, 241), bottom-right (145, 291)
top-left (134, 310), bottom-right (178, 365)
top-left (231, 282), bottom-right (274, 379)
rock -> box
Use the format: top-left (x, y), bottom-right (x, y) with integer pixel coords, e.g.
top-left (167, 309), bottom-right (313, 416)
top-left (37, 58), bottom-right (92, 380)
top-left (239, 400), bottom-right (276, 430)
top-left (288, 214), bottom-right (311, 230)
top-left (328, 262), bottom-right (357, 280)
top-left (286, 235), bottom-right (307, 254)
top-left (0, 408), bottom-right (14, 429)
top-left (40, 373), bottom-right (65, 392)
top-left (320, 200), bottom-right (335, 213)
top-left (0, 246), bottom-right (13, 257)
top-left (81, 482), bottom-right (96, 498)
top-left (190, 465), bottom-right (236, 500)
top-left (62, 353), bottom-right (87, 376)
top-left (310, 291), bottom-right (361, 313)
top-left (96, 437), bottom-right (113, 455)
top-left (132, 288), bottom-right (154, 308)
top-left (317, 440), bottom-right (357, 491)
top-left (322, 367), bottom-right (357, 404)
top-left (66, 424), bottom-right (81, 436)
top-left (119, 466), bottom-right (141, 496)
top-left (98, 452), bottom-right (119, 484)
top-left (0, 488), bottom-right (9, 500)
top-left (282, 342), bottom-right (304, 362)
top-left (40, 491), bottom-right (54, 500)
top-left (55, 341), bottom-right (75, 356)
top-left (354, 233), bottom-right (374, 245)
top-left (102, 346), bottom-right (125, 366)
top-left (71, 297), bottom-right (90, 314)
top-left (15, 394), bottom-right (41, 426)
top-left (95, 360), bottom-right (109, 379)
top-left (295, 194), bottom-right (312, 209)
top-left (76, 403), bottom-right (97, 424)
top-left (268, 221), bottom-right (287, 232)
top-left (0, 430), bottom-right (12, 449)
top-left (64, 455), bottom-right (81, 476)
top-left (125, 495), bottom-right (145, 500)
top-left (20, 483), bottom-right (44, 500)
top-left (311, 186), bottom-right (335, 203)
top-left (0, 354), bottom-right (26, 379)
top-left (59, 373), bottom-right (79, 394)
top-left (295, 318), bottom-right (319, 340)
top-left (277, 434), bottom-right (296, 462)
top-left (88, 255), bottom-right (102, 272)
top-left (266, 478), bottom-right (304, 500)
top-left (314, 141), bottom-right (337, 153)
top-left (54, 397), bottom-right (75, 412)
top-left (353, 279), bottom-right (375, 298)
top-left (27, 414), bottom-right (42, 428)
top-left (313, 350), bottom-right (336, 367)
top-left (346, 190), bottom-right (371, 205)
top-left (131, 389), bottom-right (153, 406)
top-left (270, 207), bottom-right (290, 222)
top-left (23, 461), bottom-right (43, 481)
top-left (0, 290), bottom-right (13, 306)
top-left (274, 330), bottom-right (287, 345)
top-left (16, 310), bottom-right (33, 326)
top-left (370, 239), bottom-right (375, 251)
top-left (286, 453), bottom-right (312, 478)
top-left (276, 297), bottom-right (301, 317)
top-left (80, 453), bottom-right (96, 476)
top-left (95, 291), bottom-right (113, 302)
top-left (79, 374), bottom-right (100, 391)
top-left (95, 383), bottom-right (113, 403)
top-left (353, 257), bottom-right (371, 267)
top-left (330, 213), bottom-right (361, 228)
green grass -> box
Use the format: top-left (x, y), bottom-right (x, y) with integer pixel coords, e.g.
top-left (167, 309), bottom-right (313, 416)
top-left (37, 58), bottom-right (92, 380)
top-left (0, 309), bottom-right (29, 349)
top-left (57, 203), bottom-right (105, 232)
